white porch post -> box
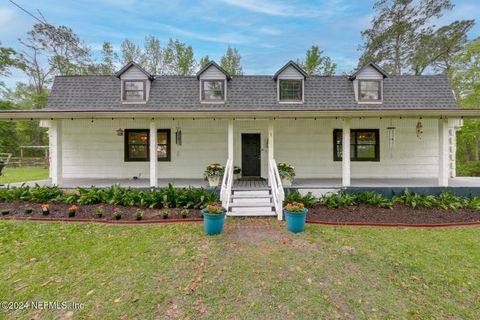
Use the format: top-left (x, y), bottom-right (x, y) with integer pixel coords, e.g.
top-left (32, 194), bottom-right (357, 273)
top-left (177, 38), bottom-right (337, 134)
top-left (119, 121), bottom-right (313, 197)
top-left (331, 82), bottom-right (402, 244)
top-left (438, 118), bottom-right (449, 187)
top-left (342, 118), bottom-right (351, 187)
top-left (268, 119), bottom-right (274, 186)
top-left (268, 119), bottom-right (274, 161)
top-left (149, 120), bottom-right (158, 188)
top-left (50, 120), bottom-right (63, 186)
top-left (228, 119), bottom-right (233, 160)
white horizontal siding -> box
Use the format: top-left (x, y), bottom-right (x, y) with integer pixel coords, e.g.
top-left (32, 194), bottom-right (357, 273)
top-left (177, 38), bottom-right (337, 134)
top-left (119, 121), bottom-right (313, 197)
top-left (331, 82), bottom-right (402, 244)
top-left (199, 66), bottom-right (227, 80)
top-left (277, 66), bottom-right (304, 80)
top-left (57, 118), bottom-right (452, 180)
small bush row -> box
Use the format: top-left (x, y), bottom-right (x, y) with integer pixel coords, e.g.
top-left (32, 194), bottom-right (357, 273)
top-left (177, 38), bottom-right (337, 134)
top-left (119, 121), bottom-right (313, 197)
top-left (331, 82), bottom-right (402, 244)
top-left (284, 189), bottom-right (480, 211)
top-left (0, 184), bottom-right (220, 209)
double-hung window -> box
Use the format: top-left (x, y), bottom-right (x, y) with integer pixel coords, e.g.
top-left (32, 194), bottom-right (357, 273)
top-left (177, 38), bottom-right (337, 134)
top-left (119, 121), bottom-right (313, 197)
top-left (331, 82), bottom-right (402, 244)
top-left (123, 80), bottom-right (146, 101)
top-left (359, 80), bottom-right (381, 101)
top-left (279, 79), bottom-right (303, 101)
top-left (334, 129), bottom-right (379, 161)
top-left (201, 80), bottom-right (225, 101)
top-left (124, 129), bottom-right (171, 161)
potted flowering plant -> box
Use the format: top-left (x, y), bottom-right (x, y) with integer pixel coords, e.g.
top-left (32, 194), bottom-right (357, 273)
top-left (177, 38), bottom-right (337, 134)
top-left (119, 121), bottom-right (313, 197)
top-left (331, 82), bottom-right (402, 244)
top-left (233, 166), bottom-right (242, 180)
top-left (41, 204), bottom-right (50, 215)
top-left (201, 202), bottom-right (226, 235)
top-left (161, 205), bottom-right (169, 219)
top-left (68, 205), bottom-right (78, 217)
top-left (180, 207), bottom-right (189, 218)
top-left (278, 163), bottom-right (295, 187)
top-left (204, 163), bottom-right (225, 187)
top-left (283, 202), bottom-right (307, 233)
top-left (95, 207), bottom-right (104, 218)
top-left (24, 207), bottom-right (33, 214)
top-left (134, 210), bottom-right (144, 221)
top-left (112, 208), bottom-right (122, 220)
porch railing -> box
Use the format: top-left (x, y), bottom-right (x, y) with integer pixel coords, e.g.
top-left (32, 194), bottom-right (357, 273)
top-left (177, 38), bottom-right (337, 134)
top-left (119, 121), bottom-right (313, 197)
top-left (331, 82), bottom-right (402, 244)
top-left (269, 159), bottom-right (285, 220)
top-left (220, 159), bottom-right (234, 210)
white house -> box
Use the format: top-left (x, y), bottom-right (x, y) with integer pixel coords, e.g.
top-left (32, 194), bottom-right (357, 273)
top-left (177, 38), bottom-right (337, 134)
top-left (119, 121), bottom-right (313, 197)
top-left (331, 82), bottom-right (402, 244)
top-left (1, 60), bottom-right (479, 219)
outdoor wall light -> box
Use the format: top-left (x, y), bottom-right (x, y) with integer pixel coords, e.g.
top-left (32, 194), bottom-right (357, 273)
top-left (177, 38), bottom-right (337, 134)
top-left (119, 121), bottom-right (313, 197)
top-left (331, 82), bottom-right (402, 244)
top-left (116, 128), bottom-right (124, 136)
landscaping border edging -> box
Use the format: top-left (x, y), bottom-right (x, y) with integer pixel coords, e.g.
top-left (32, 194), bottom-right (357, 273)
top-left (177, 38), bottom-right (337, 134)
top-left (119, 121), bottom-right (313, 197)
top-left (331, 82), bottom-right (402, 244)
top-left (1, 216), bottom-right (480, 228)
top-left (0, 216), bottom-right (203, 225)
top-left (306, 220), bottom-right (480, 228)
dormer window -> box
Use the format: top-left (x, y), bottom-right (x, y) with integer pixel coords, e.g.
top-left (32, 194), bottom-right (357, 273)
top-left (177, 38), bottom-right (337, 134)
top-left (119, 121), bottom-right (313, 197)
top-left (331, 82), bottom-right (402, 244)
top-left (123, 80), bottom-right (146, 101)
top-left (359, 80), bottom-right (381, 101)
top-left (202, 80), bottom-right (225, 101)
top-left (279, 79), bottom-right (303, 101)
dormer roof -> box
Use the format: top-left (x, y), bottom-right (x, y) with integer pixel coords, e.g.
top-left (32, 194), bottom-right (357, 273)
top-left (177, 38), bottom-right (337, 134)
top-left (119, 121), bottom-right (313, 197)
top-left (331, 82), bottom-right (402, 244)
top-left (115, 61), bottom-right (154, 80)
top-left (349, 62), bottom-right (388, 80)
top-left (273, 61), bottom-right (308, 80)
top-left (196, 61), bottom-right (232, 80)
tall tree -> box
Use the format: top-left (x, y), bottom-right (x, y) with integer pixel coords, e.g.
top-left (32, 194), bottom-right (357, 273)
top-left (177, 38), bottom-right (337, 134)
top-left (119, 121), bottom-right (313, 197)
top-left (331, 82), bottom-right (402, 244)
top-left (0, 101), bottom-right (19, 153)
top-left (410, 20), bottom-right (475, 75)
top-left (26, 23), bottom-right (93, 76)
top-left (120, 39), bottom-right (143, 65)
top-left (297, 45), bottom-right (336, 76)
top-left (450, 38), bottom-right (480, 107)
top-left (142, 35), bottom-right (162, 75)
top-left (163, 39), bottom-right (196, 76)
top-left (359, 0), bottom-right (453, 75)
top-left (0, 43), bottom-right (21, 77)
top-left (199, 55), bottom-right (210, 69)
top-left (100, 41), bottom-right (117, 75)
top-left (220, 47), bottom-right (243, 75)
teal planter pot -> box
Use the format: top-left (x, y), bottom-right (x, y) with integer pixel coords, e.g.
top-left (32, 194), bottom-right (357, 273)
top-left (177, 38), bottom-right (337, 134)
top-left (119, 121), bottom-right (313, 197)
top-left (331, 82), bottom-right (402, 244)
top-left (202, 210), bottom-right (226, 235)
top-left (284, 209), bottom-right (308, 233)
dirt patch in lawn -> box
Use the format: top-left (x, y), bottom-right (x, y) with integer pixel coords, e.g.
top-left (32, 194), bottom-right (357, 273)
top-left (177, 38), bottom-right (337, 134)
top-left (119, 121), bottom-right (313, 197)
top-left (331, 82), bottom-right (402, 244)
top-left (308, 204), bottom-right (480, 224)
top-left (0, 201), bottom-right (201, 221)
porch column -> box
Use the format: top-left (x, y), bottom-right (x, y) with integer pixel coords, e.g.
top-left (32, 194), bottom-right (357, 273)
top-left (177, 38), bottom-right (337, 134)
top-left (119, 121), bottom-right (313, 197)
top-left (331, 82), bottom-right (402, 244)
top-left (228, 119), bottom-right (233, 160)
top-left (149, 120), bottom-right (158, 188)
top-left (438, 118), bottom-right (449, 187)
top-left (342, 118), bottom-right (351, 187)
top-left (50, 120), bottom-right (63, 186)
top-left (268, 119), bottom-right (274, 161)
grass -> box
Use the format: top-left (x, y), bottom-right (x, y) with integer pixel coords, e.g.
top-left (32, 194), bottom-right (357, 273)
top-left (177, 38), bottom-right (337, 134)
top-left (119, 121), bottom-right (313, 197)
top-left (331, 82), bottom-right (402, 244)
top-left (0, 220), bottom-right (479, 319)
top-left (0, 167), bottom-right (49, 184)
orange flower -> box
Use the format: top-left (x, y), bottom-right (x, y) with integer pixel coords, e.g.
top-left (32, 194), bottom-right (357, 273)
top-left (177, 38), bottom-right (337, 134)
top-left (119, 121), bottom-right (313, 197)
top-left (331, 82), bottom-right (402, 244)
top-left (69, 205), bottom-right (78, 211)
top-left (41, 204), bottom-right (49, 209)
top-left (299, 203), bottom-right (305, 208)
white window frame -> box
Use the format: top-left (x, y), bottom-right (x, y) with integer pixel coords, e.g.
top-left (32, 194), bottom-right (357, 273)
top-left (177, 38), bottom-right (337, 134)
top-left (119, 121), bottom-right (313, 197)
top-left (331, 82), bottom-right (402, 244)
top-left (200, 79), bottom-right (227, 104)
top-left (277, 79), bottom-right (304, 104)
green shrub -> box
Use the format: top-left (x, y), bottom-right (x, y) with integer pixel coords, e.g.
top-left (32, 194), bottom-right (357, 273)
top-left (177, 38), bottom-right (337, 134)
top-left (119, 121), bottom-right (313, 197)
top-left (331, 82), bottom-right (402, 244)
top-left (321, 192), bottom-right (357, 209)
top-left (356, 192), bottom-right (393, 209)
top-left (435, 192), bottom-right (466, 211)
top-left (283, 191), bottom-right (318, 208)
top-left (466, 196), bottom-right (480, 209)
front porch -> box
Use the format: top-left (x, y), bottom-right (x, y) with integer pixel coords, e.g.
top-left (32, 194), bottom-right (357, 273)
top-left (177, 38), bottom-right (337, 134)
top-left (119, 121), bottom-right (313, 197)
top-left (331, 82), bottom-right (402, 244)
top-left (9, 176), bottom-right (480, 189)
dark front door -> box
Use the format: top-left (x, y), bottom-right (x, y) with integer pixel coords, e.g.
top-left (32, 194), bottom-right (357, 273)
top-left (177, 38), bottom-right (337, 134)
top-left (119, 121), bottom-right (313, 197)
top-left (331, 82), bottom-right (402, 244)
top-left (242, 134), bottom-right (261, 177)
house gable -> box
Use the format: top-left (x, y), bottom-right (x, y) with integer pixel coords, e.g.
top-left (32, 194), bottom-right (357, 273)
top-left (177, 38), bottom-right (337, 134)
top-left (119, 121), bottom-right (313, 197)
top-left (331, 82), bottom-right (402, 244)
top-left (351, 62), bottom-right (388, 104)
top-left (116, 62), bottom-right (153, 104)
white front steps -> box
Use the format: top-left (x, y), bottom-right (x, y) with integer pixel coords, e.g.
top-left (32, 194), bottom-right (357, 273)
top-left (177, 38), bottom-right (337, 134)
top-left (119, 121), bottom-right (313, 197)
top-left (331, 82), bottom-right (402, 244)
top-left (227, 189), bottom-right (276, 217)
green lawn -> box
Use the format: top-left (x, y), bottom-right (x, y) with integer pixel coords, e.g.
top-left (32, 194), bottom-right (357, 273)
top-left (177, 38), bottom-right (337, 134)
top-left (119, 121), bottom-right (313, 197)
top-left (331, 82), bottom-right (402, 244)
top-left (0, 167), bottom-right (49, 184)
top-left (1, 220), bottom-right (479, 319)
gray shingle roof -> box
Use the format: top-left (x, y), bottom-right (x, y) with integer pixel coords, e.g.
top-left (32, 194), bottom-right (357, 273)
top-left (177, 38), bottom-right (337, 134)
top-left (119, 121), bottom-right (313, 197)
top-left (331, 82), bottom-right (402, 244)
top-left (46, 74), bottom-right (458, 112)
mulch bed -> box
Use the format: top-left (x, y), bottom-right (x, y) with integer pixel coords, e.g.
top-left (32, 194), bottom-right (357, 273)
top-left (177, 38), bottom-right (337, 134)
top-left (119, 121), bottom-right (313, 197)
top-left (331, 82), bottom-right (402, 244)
top-left (0, 201), bottom-right (201, 222)
top-left (308, 204), bottom-right (480, 225)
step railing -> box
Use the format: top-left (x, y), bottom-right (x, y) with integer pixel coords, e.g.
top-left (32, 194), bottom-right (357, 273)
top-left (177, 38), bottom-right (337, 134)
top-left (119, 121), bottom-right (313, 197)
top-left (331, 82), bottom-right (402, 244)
top-left (220, 159), bottom-right (234, 210)
top-left (268, 159), bottom-right (285, 220)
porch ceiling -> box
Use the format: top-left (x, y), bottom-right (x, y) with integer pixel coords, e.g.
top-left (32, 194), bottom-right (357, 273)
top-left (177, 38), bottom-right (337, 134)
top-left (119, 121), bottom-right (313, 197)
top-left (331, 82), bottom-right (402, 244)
top-left (1, 109), bottom-right (480, 120)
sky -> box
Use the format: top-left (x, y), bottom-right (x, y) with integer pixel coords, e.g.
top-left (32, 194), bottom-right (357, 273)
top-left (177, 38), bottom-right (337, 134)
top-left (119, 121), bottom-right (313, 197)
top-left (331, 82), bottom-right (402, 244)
top-left (0, 0), bottom-right (479, 88)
